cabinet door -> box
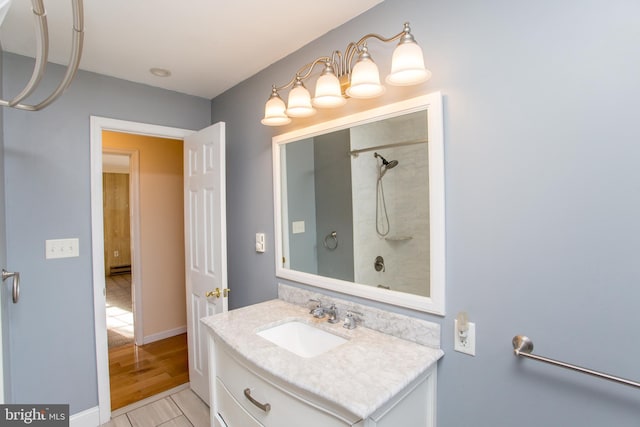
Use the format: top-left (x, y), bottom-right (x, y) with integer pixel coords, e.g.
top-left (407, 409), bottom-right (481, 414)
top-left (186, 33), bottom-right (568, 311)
top-left (370, 374), bottom-right (435, 427)
top-left (216, 378), bottom-right (263, 427)
top-left (216, 346), bottom-right (355, 427)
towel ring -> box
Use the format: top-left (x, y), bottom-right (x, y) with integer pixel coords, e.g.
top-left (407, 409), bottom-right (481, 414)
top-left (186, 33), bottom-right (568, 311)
top-left (323, 231), bottom-right (338, 250)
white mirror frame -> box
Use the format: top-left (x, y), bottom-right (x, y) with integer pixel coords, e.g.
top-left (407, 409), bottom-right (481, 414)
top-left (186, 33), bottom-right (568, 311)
top-left (273, 91), bottom-right (445, 315)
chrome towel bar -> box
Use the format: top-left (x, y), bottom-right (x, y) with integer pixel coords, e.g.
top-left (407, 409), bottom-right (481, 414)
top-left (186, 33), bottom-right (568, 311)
top-left (512, 335), bottom-right (640, 390)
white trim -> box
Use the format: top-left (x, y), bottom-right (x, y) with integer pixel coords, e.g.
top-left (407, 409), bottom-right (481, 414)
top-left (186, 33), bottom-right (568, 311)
top-left (90, 119), bottom-right (110, 425)
top-left (272, 92), bottom-right (446, 315)
top-left (142, 326), bottom-right (187, 345)
top-left (0, 280), bottom-right (4, 403)
top-left (90, 116), bottom-right (195, 424)
top-left (279, 147), bottom-right (290, 269)
top-left (129, 151), bottom-right (143, 347)
top-left (69, 406), bottom-right (100, 427)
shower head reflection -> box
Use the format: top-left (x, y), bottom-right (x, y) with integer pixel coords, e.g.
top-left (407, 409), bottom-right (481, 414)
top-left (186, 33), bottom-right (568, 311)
top-left (374, 152), bottom-right (399, 177)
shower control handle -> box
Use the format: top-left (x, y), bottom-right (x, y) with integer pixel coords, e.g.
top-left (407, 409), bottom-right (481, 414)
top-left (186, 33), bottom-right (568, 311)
top-left (374, 256), bottom-right (385, 272)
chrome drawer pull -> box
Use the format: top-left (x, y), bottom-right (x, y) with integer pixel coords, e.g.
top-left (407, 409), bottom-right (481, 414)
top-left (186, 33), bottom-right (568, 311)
top-left (243, 388), bottom-right (271, 413)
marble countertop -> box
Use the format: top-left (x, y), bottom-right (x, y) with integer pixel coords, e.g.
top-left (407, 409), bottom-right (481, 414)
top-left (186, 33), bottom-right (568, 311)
top-left (201, 299), bottom-right (443, 420)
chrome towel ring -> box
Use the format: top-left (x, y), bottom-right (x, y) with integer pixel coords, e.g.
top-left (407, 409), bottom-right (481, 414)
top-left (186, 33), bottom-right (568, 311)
top-left (323, 231), bottom-right (338, 250)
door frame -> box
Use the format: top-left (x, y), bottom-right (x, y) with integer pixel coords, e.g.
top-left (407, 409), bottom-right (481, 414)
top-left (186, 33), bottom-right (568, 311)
top-left (90, 116), bottom-right (194, 424)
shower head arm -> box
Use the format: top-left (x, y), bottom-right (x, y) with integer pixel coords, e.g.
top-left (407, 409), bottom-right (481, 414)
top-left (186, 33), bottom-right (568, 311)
top-left (374, 152), bottom-right (390, 166)
top-left (374, 152), bottom-right (399, 170)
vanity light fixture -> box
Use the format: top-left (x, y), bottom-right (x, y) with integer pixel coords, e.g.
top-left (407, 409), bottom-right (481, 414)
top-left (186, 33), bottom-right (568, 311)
top-left (261, 22), bottom-right (431, 126)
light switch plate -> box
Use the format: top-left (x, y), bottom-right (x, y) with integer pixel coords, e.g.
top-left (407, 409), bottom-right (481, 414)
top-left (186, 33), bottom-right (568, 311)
top-left (255, 233), bottom-right (266, 253)
top-left (292, 221), bottom-right (305, 234)
top-left (46, 238), bottom-right (80, 259)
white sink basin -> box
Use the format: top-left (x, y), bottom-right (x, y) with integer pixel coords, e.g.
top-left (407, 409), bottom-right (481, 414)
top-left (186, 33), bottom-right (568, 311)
top-left (257, 321), bottom-right (348, 358)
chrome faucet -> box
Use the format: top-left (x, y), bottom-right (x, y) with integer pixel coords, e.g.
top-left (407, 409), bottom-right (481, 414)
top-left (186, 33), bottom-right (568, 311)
top-left (343, 310), bottom-right (363, 329)
top-left (308, 299), bottom-right (340, 323)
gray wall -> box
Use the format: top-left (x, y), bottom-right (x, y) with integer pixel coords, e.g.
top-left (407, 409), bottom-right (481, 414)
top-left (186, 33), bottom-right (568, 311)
top-left (212, 0), bottom-right (640, 425)
top-left (313, 130), bottom-right (354, 282)
top-left (2, 53), bottom-right (211, 413)
top-left (286, 138), bottom-right (318, 274)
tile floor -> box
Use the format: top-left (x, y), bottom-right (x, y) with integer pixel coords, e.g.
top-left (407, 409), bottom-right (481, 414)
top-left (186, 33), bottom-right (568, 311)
top-left (102, 385), bottom-right (210, 427)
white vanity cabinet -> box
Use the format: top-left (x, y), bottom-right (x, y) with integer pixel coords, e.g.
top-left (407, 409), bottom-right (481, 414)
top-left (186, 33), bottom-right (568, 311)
top-left (209, 337), bottom-right (437, 427)
top-left (202, 299), bottom-right (443, 427)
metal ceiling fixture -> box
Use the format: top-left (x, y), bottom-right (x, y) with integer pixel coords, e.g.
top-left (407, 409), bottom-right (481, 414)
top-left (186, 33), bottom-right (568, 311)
top-left (261, 22), bottom-right (431, 126)
top-left (0, 0), bottom-right (84, 111)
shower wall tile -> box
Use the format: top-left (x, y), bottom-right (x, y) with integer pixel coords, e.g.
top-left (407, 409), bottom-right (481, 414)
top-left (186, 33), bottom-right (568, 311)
top-left (350, 113), bottom-right (430, 297)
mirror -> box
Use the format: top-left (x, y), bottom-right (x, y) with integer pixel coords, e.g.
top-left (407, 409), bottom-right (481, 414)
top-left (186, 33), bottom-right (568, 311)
top-left (273, 92), bottom-right (444, 314)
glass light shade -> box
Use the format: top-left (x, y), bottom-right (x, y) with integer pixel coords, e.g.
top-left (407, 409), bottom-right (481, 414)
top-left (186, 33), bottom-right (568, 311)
top-left (261, 94), bottom-right (291, 126)
top-left (346, 57), bottom-right (385, 99)
top-left (286, 84), bottom-right (316, 117)
top-left (312, 73), bottom-right (346, 108)
top-left (386, 41), bottom-right (432, 86)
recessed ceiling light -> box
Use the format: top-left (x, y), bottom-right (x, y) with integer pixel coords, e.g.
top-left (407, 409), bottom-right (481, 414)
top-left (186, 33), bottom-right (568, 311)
top-left (150, 67), bottom-right (171, 77)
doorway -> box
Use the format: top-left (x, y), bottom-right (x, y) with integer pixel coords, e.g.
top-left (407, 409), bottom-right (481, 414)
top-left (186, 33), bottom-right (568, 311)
top-left (92, 118), bottom-right (228, 423)
top-left (91, 118), bottom-right (195, 423)
top-left (102, 131), bottom-right (188, 410)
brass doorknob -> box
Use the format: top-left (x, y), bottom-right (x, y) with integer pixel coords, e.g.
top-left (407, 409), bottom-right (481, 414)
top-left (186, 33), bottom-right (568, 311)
top-left (205, 289), bottom-right (220, 298)
top-left (206, 288), bottom-right (230, 298)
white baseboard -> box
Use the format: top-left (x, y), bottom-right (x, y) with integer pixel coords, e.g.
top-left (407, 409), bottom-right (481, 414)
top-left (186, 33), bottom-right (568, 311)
top-left (143, 326), bottom-right (187, 344)
top-left (70, 406), bottom-right (100, 427)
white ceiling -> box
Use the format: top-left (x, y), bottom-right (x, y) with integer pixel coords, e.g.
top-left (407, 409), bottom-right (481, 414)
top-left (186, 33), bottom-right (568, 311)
top-left (0, 0), bottom-right (383, 99)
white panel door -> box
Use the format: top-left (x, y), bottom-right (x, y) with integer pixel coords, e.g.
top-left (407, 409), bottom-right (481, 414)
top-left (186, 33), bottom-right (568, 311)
top-left (184, 122), bottom-right (227, 402)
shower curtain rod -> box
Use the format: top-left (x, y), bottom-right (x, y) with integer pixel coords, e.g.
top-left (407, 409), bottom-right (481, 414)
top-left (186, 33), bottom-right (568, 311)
top-left (0, 0), bottom-right (84, 111)
top-left (349, 138), bottom-right (427, 157)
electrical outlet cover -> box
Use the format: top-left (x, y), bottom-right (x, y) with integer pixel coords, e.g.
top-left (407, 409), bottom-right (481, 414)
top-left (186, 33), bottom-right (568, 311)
top-left (454, 319), bottom-right (476, 356)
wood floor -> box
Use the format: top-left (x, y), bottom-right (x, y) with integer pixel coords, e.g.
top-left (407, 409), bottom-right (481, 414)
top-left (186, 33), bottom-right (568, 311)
top-left (109, 333), bottom-right (190, 410)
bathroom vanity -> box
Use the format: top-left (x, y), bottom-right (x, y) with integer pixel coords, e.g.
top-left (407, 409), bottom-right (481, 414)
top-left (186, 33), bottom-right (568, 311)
top-left (202, 295), bottom-right (443, 427)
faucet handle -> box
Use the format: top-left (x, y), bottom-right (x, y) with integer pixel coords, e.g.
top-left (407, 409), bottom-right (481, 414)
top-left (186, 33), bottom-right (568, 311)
top-left (343, 310), bottom-right (363, 329)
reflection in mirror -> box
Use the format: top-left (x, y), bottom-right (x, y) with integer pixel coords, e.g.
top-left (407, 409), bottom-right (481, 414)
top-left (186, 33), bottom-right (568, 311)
top-left (283, 111), bottom-right (429, 297)
top-left (274, 92), bottom-right (444, 314)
